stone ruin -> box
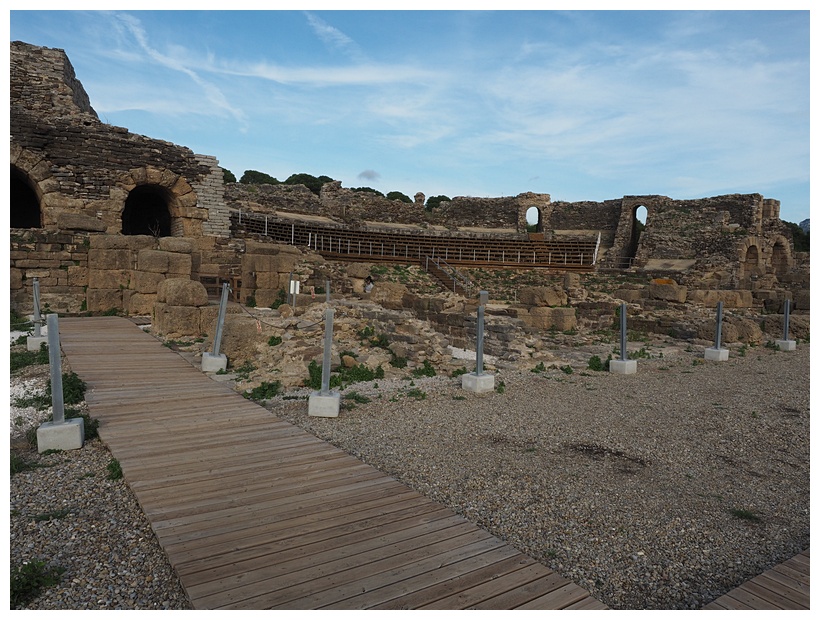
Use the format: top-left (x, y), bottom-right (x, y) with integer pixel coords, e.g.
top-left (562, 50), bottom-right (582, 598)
top-left (10, 41), bottom-right (810, 383)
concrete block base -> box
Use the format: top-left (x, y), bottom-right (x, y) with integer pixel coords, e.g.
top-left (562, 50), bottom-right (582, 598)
top-left (26, 336), bottom-right (48, 351)
top-left (609, 359), bottom-right (638, 374)
top-left (201, 352), bottom-right (228, 373)
top-left (36, 418), bottom-right (85, 453)
top-left (309, 392), bottom-right (340, 417)
top-left (462, 372), bottom-right (495, 393)
top-left (776, 339), bottom-right (797, 351)
top-left (704, 347), bottom-right (729, 361)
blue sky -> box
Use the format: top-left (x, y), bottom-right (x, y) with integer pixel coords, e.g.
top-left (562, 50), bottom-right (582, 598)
top-left (8, 8), bottom-right (812, 224)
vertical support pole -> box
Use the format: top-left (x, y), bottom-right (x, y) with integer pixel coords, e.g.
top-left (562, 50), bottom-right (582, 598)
top-left (33, 278), bottom-right (43, 338)
top-left (783, 298), bottom-right (791, 341)
top-left (288, 272), bottom-right (293, 306)
top-left (212, 283), bottom-right (230, 357)
top-left (714, 301), bottom-right (723, 350)
top-left (47, 314), bottom-right (65, 425)
top-left (619, 302), bottom-right (627, 361)
top-left (326, 279), bottom-right (331, 304)
top-left (476, 305), bottom-right (484, 376)
top-left (320, 308), bottom-right (334, 395)
top-left (291, 224), bottom-right (295, 245)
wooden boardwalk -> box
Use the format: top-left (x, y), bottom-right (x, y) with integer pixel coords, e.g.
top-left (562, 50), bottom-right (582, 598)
top-left (57, 316), bottom-right (607, 610)
top-left (703, 549), bottom-right (810, 610)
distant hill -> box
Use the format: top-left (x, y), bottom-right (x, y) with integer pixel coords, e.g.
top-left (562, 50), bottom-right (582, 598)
top-left (799, 218), bottom-right (809, 233)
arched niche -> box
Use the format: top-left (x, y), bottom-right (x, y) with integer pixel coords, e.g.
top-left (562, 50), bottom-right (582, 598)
top-left (121, 184), bottom-right (173, 236)
top-left (10, 165), bottom-right (42, 228)
top-left (526, 206), bottom-right (542, 233)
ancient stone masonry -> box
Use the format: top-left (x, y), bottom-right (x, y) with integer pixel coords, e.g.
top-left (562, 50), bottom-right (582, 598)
top-left (9, 40), bottom-right (809, 331)
top-left (11, 41), bottom-right (223, 238)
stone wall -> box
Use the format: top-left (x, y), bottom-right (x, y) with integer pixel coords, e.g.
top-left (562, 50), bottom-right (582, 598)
top-left (11, 41), bottom-right (229, 239)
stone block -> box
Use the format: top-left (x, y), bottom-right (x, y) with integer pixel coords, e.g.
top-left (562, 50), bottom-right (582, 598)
top-left (138, 249), bottom-right (170, 273)
top-left (525, 307), bottom-right (577, 331)
top-left (56, 212), bottom-right (107, 232)
top-left (776, 339), bottom-right (796, 351)
top-left (687, 290), bottom-right (753, 308)
top-left (86, 289), bottom-right (123, 313)
top-left (614, 288), bottom-right (643, 303)
top-left (67, 265), bottom-right (88, 287)
top-left (10, 268), bottom-right (23, 289)
top-left (126, 292), bottom-right (157, 315)
top-left (167, 252), bottom-right (192, 276)
top-left (153, 304), bottom-right (202, 336)
top-left (704, 347), bottom-right (729, 361)
top-left (519, 286), bottom-right (568, 307)
top-left (201, 352), bottom-right (228, 372)
top-left (87, 269), bottom-right (129, 290)
top-left (88, 248), bottom-right (131, 270)
top-left (609, 359), bottom-right (638, 374)
top-left (131, 270), bottom-right (165, 294)
top-left (157, 278), bottom-right (209, 307)
top-left (648, 282), bottom-right (687, 303)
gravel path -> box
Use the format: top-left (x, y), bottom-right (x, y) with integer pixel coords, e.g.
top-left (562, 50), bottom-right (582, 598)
top-left (10, 341), bottom-right (809, 610)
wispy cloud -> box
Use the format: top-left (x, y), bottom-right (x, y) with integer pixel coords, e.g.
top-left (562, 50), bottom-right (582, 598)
top-left (106, 13), bottom-right (248, 129)
top-left (304, 12), bottom-right (366, 63)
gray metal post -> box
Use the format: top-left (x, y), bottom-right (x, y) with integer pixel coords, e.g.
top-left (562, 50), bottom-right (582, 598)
top-left (320, 308), bottom-right (334, 395)
top-left (212, 283), bottom-right (230, 357)
top-left (619, 302), bottom-right (627, 361)
top-left (47, 314), bottom-right (65, 424)
top-left (476, 291), bottom-right (488, 376)
top-left (714, 301), bottom-right (724, 349)
top-left (326, 279), bottom-right (331, 304)
top-left (783, 298), bottom-right (791, 341)
top-left (33, 278), bottom-right (43, 338)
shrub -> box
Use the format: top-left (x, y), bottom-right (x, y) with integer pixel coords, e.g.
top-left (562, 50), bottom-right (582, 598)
top-left (11, 559), bottom-right (66, 608)
top-left (587, 355), bottom-right (612, 371)
top-left (106, 458), bottom-right (123, 480)
top-left (47, 372), bottom-right (87, 405)
top-left (531, 361), bottom-right (546, 373)
top-left (390, 355), bottom-right (408, 369)
top-left (411, 360), bottom-right (437, 378)
top-left (10, 343), bottom-right (49, 372)
top-left (243, 381), bottom-right (282, 401)
top-left (267, 335), bottom-right (283, 346)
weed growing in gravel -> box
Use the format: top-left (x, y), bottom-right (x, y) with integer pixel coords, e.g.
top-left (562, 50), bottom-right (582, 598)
top-left (495, 380), bottom-right (506, 394)
top-left (587, 355), bottom-right (612, 371)
top-left (531, 361), bottom-right (546, 373)
top-left (411, 360), bottom-right (437, 378)
top-left (344, 391), bottom-right (371, 404)
top-left (32, 508), bottom-right (72, 522)
top-left (10, 343), bottom-right (49, 372)
top-left (729, 508), bottom-right (761, 522)
top-left (11, 559), bottom-right (66, 608)
top-left (560, 365), bottom-right (574, 375)
top-left (106, 458), bottom-right (123, 480)
top-left (406, 388), bottom-right (427, 400)
top-left (267, 335), bottom-right (283, 346)
top-left (243, 381), bottom-right (282, 401)
top-left (450, 367), bottom-right (468, 378)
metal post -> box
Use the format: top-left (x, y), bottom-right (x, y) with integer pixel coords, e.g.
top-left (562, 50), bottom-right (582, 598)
top-left (783, 298), bottom-right (791, 341)
top-left (32, 278), bottom-right (42, 338)
top-left (476, 291), bottom-right (488, 376)
top-left (288, 272), bottom-right (293, 306)
top-left (320, 309), bottom-right (334, 395)
top-left (212, 283), bottom-right (230, 357)
top-left (325, 279), bottom-right (331, 304)
top-left (714, 301), bottom-right (724, 349)
top-left (619, 302), bottom-right (627, 361)
top-left (47, 314), bottom-right (65, 425)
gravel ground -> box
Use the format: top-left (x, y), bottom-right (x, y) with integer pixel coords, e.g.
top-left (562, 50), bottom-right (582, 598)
top-left (10, 340), bottom-right (810, 610)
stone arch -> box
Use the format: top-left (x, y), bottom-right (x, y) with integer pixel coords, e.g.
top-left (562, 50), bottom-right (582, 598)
top-left (525, 206), bottom-right (542, 233)
top-left (739, 237), bottom-right (764, 279)
top-left (625, 204), bottom-right (648, 264)
top-left (768, 235), bottom-right (792, 276)
top-left (10, 165), bottom-right (42, 228)
top-left (118, 166), bottom-right (198, 237)
top-left (122, 184), bottom-right (173, 236)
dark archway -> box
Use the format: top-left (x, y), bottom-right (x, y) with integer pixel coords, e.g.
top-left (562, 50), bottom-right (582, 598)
top-left (122, 185), bottom-right (172, 236)
top-left (11, 166), bottom-right (42, 228)
top-left (742, 244), bottom-right (763, 278)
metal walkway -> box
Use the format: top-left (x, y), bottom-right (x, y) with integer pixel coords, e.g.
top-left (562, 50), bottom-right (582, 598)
top-left (57, 316), bottom-right (607, 610)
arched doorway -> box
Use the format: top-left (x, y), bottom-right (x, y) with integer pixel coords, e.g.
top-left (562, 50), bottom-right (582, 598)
top-left (526, 206), bottom-right (542, 233)
top-left (11, 166), bottom-right (41, 228)
top-left (624, 204), bottom-right (648, 266)
top-left (741, 244), bottom-right (763, 278)
top-left (122, 185), bottom-right (172, 236)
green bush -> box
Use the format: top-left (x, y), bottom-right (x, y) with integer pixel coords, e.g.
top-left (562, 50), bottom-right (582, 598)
top-left (47, 372), bottom-right (86, 405)
top-left (267, 335), bottom-right (283, 346)
top-left (10, 343), bottom-right (49, 372)
top-left (305, 360), bottom-right (384, 390)
top-left (411, 360), bottom-right (437, 378)
top-left (243, 381), bottom-right (282, 401)
top-left (587, 355), bottom-right (612, 371)
top-left (11, 559), bottom-right (66, 608)
top-left (390, 355), bottom-right (408, 369)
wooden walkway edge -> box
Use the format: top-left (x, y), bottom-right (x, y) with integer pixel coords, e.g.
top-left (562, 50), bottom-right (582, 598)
top-left (57, 316), bottom-right (608, 610)
top-left (703, 549), bottom-right (810, 610)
